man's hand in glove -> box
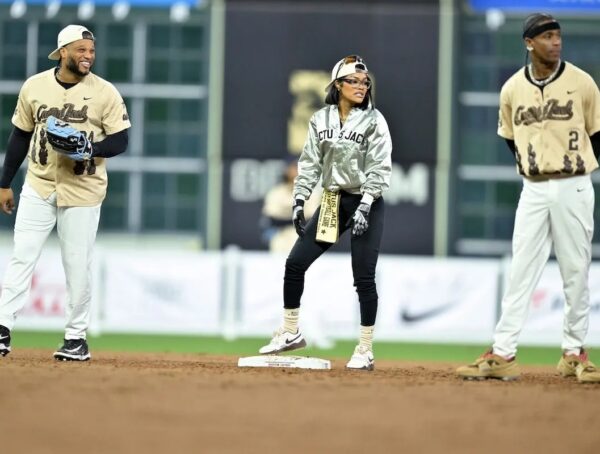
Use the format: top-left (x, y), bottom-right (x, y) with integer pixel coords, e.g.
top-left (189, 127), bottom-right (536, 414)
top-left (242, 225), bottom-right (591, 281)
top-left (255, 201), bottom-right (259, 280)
top-left (46, 116), bottom-right (92, 161)
top-left (292, 199), bottom-right (306, 237)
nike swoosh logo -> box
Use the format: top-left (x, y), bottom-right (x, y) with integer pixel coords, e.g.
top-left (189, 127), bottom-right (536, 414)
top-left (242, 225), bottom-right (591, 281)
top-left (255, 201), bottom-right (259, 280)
top-left (567, 90), bottom-right (576, 94)
top-left (577, 188), bottom-right (585, 192)
top-left (0, 335), bottom-right (9, 341)
top-left (83, 97), bottom-right (92, 100)
top-left (401, 303), bottom-right (453, 323)
top-left (64, 345), bottom-right (82, 353)
top-left (285, 333), bottom-right (302, 345)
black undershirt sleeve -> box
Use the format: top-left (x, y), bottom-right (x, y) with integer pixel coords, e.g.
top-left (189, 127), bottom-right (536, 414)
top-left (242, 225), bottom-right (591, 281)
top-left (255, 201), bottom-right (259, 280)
top-left (505, 138), bottom-right (516, 157)
top-left (91, 129), bottom-right (129, 159)
top-left (591, 132), bottom-right (600, 160)
top-left (1, 126), bottom-right (33, 189)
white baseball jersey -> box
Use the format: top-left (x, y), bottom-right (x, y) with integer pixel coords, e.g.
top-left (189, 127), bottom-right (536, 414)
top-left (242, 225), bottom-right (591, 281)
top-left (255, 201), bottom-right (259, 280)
top-left (12, 68), bottom-right (131, 206)
top-left (498, 62), bottom-right (600, 177)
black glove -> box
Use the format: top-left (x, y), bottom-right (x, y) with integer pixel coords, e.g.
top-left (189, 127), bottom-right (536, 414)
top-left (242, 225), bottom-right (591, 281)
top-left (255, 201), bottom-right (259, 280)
top-left (292, 199), bottom-right (306, 237)
top-left (347, 202), bottom-right (371, 236)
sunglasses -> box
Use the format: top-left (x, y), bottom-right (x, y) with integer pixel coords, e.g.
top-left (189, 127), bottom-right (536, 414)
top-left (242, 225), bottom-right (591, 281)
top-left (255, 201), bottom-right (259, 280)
top-left (341, 78), bottom-right (372, 89)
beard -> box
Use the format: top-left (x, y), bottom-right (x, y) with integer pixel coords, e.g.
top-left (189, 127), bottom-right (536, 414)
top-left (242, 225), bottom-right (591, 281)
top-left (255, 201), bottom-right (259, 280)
top-left (65, 55), bottom-right (91, 77)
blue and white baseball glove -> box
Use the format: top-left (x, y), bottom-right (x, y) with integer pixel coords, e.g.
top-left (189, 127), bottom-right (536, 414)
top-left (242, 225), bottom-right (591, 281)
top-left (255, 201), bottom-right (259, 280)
top-left (46, 116), bottom-right (92, 161)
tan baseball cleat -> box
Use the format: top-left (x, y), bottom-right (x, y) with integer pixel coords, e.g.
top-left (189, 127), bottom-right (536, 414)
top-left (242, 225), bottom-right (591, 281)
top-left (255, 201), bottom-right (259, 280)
top-left (557, 349), bottom-right (600, 383)
top-left (456, 349), bottom-right (520, 381)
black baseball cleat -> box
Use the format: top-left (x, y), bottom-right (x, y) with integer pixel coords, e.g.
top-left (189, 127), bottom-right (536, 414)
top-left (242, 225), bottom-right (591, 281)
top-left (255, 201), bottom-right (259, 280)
top-left (0, 325), bottom-right (11, 357)
top-left (53, 338), bottom-right (91, 361)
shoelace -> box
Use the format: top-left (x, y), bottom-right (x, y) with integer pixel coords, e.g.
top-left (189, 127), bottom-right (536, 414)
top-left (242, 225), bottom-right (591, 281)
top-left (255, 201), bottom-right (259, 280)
top-left (579, 364), bottom-right (598, 373)
top-left (64, 340), bottom-right (78, 349)
top-left (564, 351), bottom-right (598, 373)
top-left (271, 328), bottom-right (290, 342)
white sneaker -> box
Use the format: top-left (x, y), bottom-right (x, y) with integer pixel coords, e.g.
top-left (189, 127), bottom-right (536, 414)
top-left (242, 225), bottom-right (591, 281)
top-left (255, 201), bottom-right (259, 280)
top-left (346, 345), bottom-right (374, 371)
top-left (258, 328), bottom-right (307, 355)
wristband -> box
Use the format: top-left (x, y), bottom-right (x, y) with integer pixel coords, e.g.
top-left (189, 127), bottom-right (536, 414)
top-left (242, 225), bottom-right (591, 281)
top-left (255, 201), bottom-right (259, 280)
top-left (360, 193), bottom-right (374, 206)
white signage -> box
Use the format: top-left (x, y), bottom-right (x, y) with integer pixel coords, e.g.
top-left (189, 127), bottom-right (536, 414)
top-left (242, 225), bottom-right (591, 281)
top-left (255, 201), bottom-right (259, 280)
top-left (101, 250), bottom-right (222, 334)
top-left (376, 257), bottom-right (499, 343)
top-left (0, 249), bottom-right (68, 331)
top-left (518, 261), bottom-right (600, 346)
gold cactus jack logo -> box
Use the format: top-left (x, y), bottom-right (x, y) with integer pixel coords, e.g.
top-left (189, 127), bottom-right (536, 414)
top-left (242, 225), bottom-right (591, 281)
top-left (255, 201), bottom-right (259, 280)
top-left (287, 70), bottom-right (329, 156)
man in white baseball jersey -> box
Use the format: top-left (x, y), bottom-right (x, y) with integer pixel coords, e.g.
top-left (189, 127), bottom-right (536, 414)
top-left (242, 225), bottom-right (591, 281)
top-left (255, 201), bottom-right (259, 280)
top-left (0, 25), bottom-right (130, 361)
top-left (457, 13), bottom-right (600, 383)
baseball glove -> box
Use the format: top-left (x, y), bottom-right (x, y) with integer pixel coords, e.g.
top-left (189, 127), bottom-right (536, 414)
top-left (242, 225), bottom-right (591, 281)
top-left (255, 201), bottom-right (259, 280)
top-left (46, 116), bottom-right (92, 161)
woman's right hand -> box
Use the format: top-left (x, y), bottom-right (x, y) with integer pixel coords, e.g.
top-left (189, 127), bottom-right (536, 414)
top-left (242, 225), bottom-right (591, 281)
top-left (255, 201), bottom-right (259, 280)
top-left (292, 199), bottom-right (306, 237)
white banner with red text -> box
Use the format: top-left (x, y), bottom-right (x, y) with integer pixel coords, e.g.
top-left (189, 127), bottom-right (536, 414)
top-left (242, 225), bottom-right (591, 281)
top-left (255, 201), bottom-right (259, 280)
top-left (1, 247), bottom-right (600, 346)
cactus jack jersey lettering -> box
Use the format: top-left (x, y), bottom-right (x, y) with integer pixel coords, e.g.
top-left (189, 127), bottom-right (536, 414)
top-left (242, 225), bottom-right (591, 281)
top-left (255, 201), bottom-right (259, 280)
top-left (294, 105), bottom-right (392, 201)
top-left (12, 68), bottom-right (131, 206)
top-left (498, 62), bottom-right (600, 177)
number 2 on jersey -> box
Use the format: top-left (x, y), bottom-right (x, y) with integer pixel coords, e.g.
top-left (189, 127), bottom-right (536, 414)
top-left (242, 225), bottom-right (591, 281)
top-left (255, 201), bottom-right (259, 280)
top-left (569, 130), bottom-right (579, 151)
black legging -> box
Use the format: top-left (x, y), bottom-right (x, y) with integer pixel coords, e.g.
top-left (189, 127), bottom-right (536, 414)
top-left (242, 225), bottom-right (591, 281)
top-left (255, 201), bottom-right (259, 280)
top-left (283, 191), bottom-right (385, 326)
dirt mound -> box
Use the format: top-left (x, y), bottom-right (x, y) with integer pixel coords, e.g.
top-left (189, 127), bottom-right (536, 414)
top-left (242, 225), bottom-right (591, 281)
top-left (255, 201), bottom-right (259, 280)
top-left (1, 350), bottom-right (599, 453)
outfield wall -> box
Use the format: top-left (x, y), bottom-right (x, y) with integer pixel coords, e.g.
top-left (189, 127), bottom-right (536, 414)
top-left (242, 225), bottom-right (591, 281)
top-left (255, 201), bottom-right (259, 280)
top-left (1, 246), bottom-right (600, 347)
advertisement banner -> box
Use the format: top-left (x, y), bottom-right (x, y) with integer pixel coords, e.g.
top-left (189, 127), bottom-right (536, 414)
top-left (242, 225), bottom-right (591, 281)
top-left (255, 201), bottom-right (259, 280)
top-left (236, 252), bottom-right (357, 347)
top-left (3, 246), bottom-right (600, 346)
top-left (469, 0), bottom-right (600, 13)
top-left (221, 2), bottom-right (440, 254)
top-left (376, 257), bottom-right (500, 343)
top-left (0, 248), bottom-right (68, 331)
top-left (517, 262), bottom-right (600, 346)
top-left (236, 253), bottom-right (500, 344)
top-left (101, 250), bottom-right (222, 334)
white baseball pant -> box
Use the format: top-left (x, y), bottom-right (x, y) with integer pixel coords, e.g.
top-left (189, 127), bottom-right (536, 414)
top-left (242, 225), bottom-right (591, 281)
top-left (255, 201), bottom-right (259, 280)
top-left (493, 174), bottom-right (594, 357)
top-left (0, 181), bottom-right (101, 339)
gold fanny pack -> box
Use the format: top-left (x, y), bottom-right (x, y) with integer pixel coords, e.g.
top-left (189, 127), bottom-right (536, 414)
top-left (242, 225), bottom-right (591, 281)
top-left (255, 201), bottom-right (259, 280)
top-left (315, 190), bottom-right (340, 244)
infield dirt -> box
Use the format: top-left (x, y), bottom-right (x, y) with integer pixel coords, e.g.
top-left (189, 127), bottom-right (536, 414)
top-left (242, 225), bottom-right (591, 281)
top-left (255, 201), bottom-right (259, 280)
top-left (1, 350), bottom-right (599, 453)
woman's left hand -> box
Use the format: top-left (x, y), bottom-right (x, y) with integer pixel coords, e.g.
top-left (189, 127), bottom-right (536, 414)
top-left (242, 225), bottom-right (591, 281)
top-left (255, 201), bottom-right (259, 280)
top-left (347, 202), bottom-right (371, 236)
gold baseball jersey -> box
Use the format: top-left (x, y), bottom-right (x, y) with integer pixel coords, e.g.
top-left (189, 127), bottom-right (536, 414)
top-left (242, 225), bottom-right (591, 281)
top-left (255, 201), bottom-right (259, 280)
top-left (498, 62), bottom-right (600, 177)
top-left (262, 183), bottom-right (320, 220)
top-left (12, 68), bottom-right (131, 206)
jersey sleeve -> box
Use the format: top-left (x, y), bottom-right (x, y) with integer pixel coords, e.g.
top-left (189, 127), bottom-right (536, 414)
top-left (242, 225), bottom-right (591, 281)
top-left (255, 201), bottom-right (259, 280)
top-left (497, 82), bottom-right (514, 140)
top-left (583, 74), bottom-right (600, 136)
top-left (11, 82), bottom-right (35, 132)
top-left (102, 83), bottom-right (131, 135)
top-left (362, 110), bottom-right (392, 199)
top-left (293, 115), bottom-right (322, 201)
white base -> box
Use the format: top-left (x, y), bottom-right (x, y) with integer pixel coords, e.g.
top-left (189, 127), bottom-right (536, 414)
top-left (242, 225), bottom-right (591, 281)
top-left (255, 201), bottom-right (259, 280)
top-left (238, 355), bottom-right (331, 370)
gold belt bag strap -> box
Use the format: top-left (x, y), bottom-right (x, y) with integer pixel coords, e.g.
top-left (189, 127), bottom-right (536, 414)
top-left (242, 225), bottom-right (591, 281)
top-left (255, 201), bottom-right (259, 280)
top-left (315, 189), bottom-right (341, 243)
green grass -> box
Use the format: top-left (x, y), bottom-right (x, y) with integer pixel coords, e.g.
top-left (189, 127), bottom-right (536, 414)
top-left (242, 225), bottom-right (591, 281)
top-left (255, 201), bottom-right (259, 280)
top-left (9, 330), bottom-right (569, 365)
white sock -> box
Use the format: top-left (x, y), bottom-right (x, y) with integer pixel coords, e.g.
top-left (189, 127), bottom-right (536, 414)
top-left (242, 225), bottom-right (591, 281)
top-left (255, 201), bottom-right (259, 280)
top-left (283, 308), bottom-right (299, 334)
top-left (359, 325), bottom-right (374, 351)
top-left (564, 348), bottom-right (581, 357)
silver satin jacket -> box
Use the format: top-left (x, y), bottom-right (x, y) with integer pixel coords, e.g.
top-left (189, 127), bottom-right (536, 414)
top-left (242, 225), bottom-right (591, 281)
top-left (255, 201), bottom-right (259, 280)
top-left (294, 105), bottom-right (392, 201)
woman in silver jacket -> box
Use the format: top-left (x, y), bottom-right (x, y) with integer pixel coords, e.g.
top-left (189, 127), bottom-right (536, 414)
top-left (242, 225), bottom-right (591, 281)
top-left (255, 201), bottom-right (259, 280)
top-left (259, 55), bottom-right (392, 370)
